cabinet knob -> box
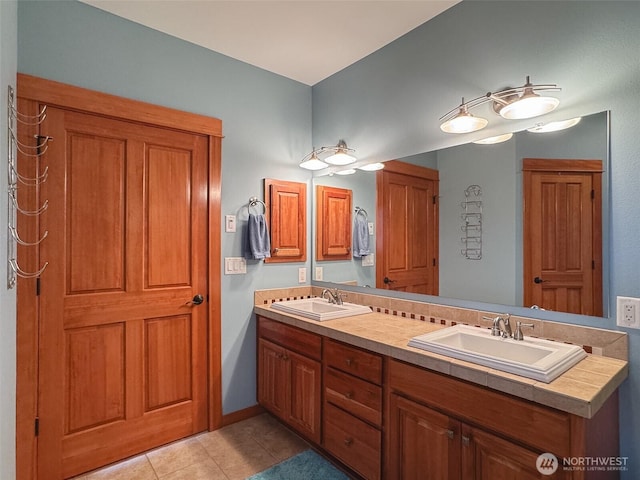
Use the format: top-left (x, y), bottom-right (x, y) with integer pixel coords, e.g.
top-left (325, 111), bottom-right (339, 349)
top-left (462, 435), bottom-right (470, 447)
top-left (344, 391), bottom-right (353, 400)
top-left (446, 429), bottom-right (454, 440)
top-left (344, 438), bottom-right (353, 447)
top-left (345, 358), bottom-right (353, 366)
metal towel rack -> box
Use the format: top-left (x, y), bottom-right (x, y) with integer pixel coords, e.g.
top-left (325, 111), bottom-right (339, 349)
top-left (355, 206), bottom-right (368, 219)
top-left (247, 196), bottom-right (267, 215)
top-left (7, 85), bottom-right (51, 288)
top-left (460, 184), bottom-right (483, 260)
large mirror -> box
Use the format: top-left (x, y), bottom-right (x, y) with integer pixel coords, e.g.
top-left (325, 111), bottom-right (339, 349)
top-left (311, 110), bottom-right (610, 318)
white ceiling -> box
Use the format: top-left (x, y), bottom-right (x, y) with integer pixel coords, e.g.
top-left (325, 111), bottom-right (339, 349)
top-left (80, 0), bottom-right (460, 86)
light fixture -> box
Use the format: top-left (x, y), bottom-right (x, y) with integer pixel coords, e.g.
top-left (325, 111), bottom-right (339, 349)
top-left (299, 152), bottom-right (328, 171)
top-left (440, 76), bottom-right (560, 133)
top-left (473, 133), bottom-right (513, 145)
top-left (335, 168), bottom-right (357, 175)
top-left (358, 162), bottom-right (385, 171)
top-left (299, 140), bottom-right (356, 170)
top-left (440, 100), bottom-right (488, 134)
top-left (527, 117), bottom-right (581, 133)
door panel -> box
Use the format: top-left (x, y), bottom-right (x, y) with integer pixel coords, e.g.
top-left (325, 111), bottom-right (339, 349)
top-left (523, 159), bottom-right (602, 316)
top-left (377, 161), bottom-right (439, 295)
top-left (38, 107), bottom-right (209, 478)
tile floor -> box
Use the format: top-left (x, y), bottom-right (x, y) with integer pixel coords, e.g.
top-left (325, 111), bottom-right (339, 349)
top-left (71, 413), bottom-right (310, 480)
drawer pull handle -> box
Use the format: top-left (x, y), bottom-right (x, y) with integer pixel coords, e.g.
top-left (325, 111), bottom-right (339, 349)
top-left (344, 438), bottom-right (353, 446)
top-left (462, 435), bottom-right (470, 447)
top-left (344, 391), bottom-right (353, 400)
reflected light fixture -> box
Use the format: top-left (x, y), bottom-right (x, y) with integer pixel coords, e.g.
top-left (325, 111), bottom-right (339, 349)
top-left (440, 76), bottom-right (560, 134)
top-left (335, 168), bottom-right (357, 176)
top-left (358, 162), bottom-right (385, 171)
top-left (299, 140), bottom-right (356, 170)
top-left (473, 133), bottom-right (513, 145)
top-left (527, 117), bottom-right (581, 133)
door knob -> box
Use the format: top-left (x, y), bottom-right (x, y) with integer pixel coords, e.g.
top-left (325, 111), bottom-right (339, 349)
top-left (187, 294), bottom-right (205, 306)
top-left (534, 277), bottom-right (546, 284)
top-left (383, 277), bottom-right (396, 284)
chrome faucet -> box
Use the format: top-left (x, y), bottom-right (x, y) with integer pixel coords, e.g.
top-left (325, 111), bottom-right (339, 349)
top-left (513, 321), bottom-right (535, 341)
top-left (485, 314), bottom-right (512, 338)
top-left (321, 288), bottom-right (345, 305)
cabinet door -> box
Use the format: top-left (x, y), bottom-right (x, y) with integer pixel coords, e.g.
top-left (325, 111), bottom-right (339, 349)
top-left (462, 425), bottom-right (569, 480)
top-left (287, 350), bottom-right (321, 443)
top-left (257, 339), bottom-right (288, 419)
top-left (387, 394), bottom-right (460, 480)
top-left (316, 185), bottom-right (353, 260)
top-left (265, 178), bottom-right (306, 263)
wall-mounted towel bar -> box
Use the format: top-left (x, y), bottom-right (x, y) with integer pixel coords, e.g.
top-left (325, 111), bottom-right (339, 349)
top-left (247, 196), bottom-right (267, 215)
top-left (355, 206), bottom-right (368, 219)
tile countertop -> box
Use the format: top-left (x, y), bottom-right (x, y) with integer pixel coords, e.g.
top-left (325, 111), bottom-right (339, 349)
top-left (254, 305), bottom-right (628, 419)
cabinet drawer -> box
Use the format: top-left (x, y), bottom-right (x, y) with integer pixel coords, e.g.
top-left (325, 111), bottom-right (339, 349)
top-left (324, 403), bottom-right (381, 480)
top-left (258, 316), bottom-right (321, 360)
top-left (325, 367), bottom-right (382, 427)
top-left (324, 339), bottom-right (382, 384)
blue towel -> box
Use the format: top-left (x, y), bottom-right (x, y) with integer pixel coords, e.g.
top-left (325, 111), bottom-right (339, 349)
top-left (353, 215), bottom-right (370, 257)
top-left (247, 213), bottom-right (271, 260)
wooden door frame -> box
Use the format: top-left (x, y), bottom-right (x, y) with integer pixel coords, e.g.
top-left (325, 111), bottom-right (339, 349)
top-left (522, 158), bottom-right (603, 316)
top-left (15, 74), bottom-right (223, 479)
top-left (375, 160), bottom-right (439, 291)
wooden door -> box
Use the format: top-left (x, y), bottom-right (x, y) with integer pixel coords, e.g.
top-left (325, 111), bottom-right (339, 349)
top-left (287, 350), bottom-right (321, 443)
top-left (387, 394), bottom-right (460, 480)
top-left (37, 107), bottom-right (209, 478)
top-left (264, 178), bottom-right (307, 263)
top-left (462, 425), bottom-right (568, 480)
top-left (523, 159), bottom-right (603, 316)
top-left (257, 338), bottom-right (288, 419)
top-left (376, 161), bottom-right (439, 294)
top-left (316, 185), bottom-right (352, 260)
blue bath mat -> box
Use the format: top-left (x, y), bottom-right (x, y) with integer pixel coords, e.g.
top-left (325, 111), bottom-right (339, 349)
top-left (246, 449), bottom-right (349, 480)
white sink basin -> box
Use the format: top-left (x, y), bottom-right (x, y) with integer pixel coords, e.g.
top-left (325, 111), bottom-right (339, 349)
top-left (408, 324), bottom-right (587, 383)
top-left (271, 298), bottom-right (371, 321)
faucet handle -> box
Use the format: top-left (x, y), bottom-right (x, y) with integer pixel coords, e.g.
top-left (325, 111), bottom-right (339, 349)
top-left (483, 316), bottom-right (502, 336)
top-left (514, 321), bottom-right (535, 341)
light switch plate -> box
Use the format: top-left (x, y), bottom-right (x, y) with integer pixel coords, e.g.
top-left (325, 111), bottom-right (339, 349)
top-left (368, 222), bottom-right (374, 235)
top-left (224, 257), bottom-right (246, 274)
top-left (315, 266), bottom-right (323, 281)
top-left (225, 215), bottom-right (237, 233)
top-left (298, 267), bottom-right (307, 283)
top-left (362, 254), bottom-right (375, 266)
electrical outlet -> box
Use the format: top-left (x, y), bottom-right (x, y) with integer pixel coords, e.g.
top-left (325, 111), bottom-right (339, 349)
top-left (298, 267), bottom-right (307, 284)
top-left (616, 296), bottom-right (640, 329)
top-left (315, 266), bottom-right (323, 281)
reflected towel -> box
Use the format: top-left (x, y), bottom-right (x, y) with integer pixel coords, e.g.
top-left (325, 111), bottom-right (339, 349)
top-left (353, 215), bottom-right (370, 257)
top-left (247, 213), bottom-right (271, 260)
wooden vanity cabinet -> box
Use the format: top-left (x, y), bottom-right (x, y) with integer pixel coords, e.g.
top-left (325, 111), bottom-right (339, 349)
top-left (386, 359), bottom-right (618, 480)
top-left (257, 317), bottom-right (321, 443)
top-left (322, 339), bottom-right (383, 480)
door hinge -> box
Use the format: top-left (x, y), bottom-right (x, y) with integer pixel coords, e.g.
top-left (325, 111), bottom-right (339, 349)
top-left (591, 189), bottom-right (595, 200)
top-left (433, 195), bottom-right (437, 204)
top-left (433, 258), bottom-right (437, 267)
top-left (36, 277), bottom-right (41, 296)
top-left (34, 417), bottom-right (39, 437)
top-left (592, 260), bottom-right (596, 270)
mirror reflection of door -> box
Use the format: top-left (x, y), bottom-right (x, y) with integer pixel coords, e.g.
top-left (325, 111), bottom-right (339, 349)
top-left (376, 161), bottom-right (439, 294)
top-left (523, 159), bottom-right (603, 316)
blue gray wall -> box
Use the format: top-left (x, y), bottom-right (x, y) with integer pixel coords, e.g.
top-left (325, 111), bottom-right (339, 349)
top-left (17, 0), bottom-right (313, 417)
top-left (313, 1), bottom-right (640, 474)
top-left (0, 2), bottom-right (17, 478)
top-left (7, 0), bottom-right (640, 477)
